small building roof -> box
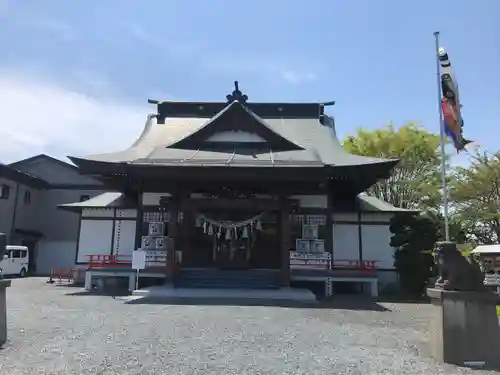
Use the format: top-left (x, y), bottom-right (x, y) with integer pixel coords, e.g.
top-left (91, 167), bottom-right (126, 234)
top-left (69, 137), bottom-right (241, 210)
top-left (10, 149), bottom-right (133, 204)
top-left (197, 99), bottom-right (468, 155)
top-left (58, 192), bottom-right (133, 212)
top-left (356, 194), bottom-right (417, 212)
top-left (9, 154), bottom-right (79, 171)
top-left (472, 245), bottom-right (500, 255)
top-left (59, 191), bottom-right (410, 214)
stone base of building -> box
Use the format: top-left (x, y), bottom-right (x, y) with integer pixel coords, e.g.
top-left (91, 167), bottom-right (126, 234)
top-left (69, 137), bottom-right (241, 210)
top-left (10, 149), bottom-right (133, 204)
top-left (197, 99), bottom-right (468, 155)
top-left (427, 288), bottom-right (500, 370)
top-left (131, 285), bottom-right (317, 304)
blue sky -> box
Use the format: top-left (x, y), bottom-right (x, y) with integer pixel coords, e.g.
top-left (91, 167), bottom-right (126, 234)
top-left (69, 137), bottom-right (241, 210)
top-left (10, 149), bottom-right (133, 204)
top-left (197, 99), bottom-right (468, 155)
top-left (0, 0), bottom-right (498, 162)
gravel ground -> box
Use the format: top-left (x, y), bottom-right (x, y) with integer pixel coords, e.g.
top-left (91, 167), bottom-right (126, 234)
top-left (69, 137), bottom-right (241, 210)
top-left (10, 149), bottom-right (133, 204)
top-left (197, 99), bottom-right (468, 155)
top-left (1, 278), bottom-right (499, 375)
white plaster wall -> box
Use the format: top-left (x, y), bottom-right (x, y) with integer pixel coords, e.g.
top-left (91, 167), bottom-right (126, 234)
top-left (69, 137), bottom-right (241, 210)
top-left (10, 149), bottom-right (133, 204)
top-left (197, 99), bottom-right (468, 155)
top-left (113, 220), bottom-right (136, 257)
top-left (77, 219), bottom-right (113, 263)
top-left (35, 240), bottom-right (77, 275)
top-left (333, 224), bottom-right (359, 263)
top-left (206, 131), bottom-right (266, 142)
top-left (361, 224), bottom-right (395, 269)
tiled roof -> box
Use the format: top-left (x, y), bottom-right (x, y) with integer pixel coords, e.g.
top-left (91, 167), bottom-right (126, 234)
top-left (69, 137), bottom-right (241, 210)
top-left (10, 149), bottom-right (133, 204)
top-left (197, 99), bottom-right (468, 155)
top-left (0, 163), bottom-right (50, 189)
top-left (70, 104), bottom-right (397, 169)
top-left (356, 194), bottom-right (417, 212)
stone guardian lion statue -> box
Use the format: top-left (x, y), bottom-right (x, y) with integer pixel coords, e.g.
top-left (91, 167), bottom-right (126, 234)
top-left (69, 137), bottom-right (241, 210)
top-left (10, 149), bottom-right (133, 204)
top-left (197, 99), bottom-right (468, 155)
top-left (434, 241), bottom-right (485, 291)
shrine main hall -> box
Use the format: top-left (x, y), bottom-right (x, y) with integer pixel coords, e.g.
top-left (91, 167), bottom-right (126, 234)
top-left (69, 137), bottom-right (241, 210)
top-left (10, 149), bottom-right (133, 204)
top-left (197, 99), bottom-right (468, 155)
top-left (61, 82), bottom-right (406, 296)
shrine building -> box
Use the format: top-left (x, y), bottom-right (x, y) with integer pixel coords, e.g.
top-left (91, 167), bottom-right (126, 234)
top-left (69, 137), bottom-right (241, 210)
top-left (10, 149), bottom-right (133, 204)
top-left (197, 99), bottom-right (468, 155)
top-left (61, 82), bottom-right (408, 297)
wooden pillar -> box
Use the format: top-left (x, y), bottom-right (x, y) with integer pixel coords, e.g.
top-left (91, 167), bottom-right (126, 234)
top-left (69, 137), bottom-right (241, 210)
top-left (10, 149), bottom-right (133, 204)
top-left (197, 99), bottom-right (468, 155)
top-left (325, 189), bottom-right (334, 268)
top-left (183, 208), bottom-right (195, 267)
top-left (166, 196), bottom-right (179, 282)
top-left (134, 192), bottom-right (144, 250)
top-left (357, 210), bottom-right (363, 263)
top-left (279, 197), bottom-right (291, 287)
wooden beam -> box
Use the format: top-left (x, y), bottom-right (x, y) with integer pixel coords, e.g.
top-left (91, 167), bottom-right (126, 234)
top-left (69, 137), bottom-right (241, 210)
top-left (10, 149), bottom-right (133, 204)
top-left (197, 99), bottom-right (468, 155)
top-left (279, 196), bottom-right (291, 287)
top-left (173, 198), bottom-right (297, 211)
top-left (166, 196), bottom-right (179, 282)
top-left (357, 210), bottom-right (363, 263)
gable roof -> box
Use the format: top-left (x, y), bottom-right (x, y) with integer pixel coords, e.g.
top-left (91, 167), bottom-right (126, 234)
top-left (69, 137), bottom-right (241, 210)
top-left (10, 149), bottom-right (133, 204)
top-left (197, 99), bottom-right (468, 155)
top-left (167, 100), bottom-right (305, 151)
top-left (0, 163), bottom-right (50, 189)
top-left (9, 154), bottom-right (78, 171)
top-left (9, 153), bottom-right (104, 187)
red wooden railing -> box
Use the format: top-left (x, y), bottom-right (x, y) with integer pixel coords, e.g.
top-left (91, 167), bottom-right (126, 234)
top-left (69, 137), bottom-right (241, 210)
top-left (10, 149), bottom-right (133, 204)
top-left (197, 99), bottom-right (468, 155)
top-left (86, 253), bottom-right (377, 275)
top-left (289, 256), bottom-right (379, 276)
top-left (49, 266), bottom-right (75, 284)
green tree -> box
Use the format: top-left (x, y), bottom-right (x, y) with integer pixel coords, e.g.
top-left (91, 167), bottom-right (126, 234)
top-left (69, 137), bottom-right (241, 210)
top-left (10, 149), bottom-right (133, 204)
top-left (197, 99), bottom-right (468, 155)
top-left (390, 213), bottom-right (439, 297)
top-left (425, 211), bottom-right (467, 243)
top-left (344, 123), bottom-right (443, 210)
top-left (449, 150), bottom-right (500, 244)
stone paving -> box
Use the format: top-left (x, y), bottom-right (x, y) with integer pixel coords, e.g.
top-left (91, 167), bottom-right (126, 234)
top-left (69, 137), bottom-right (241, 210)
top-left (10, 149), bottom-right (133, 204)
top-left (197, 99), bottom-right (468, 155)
top-left (1, 278), bottom-right (499, 375)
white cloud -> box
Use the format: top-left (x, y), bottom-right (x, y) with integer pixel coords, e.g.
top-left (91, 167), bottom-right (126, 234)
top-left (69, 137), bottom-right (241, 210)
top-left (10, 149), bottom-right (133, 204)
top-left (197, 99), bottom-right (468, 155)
top-left (0, 70), bottom-right (149, 164)
top-left (281, 70), bottom-right (317, 85)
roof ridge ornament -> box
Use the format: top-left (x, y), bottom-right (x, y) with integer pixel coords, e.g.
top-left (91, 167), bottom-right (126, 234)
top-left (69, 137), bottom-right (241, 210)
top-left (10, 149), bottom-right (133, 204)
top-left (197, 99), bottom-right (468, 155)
top-left (226, 81), bottom-right (248, 104)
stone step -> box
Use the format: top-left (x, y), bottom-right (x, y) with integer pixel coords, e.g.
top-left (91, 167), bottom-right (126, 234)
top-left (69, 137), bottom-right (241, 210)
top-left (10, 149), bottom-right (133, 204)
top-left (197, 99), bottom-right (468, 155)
top-left (175, 282), bottom-right (280, 290)
top-left (176, 269), bottom-right (280, 289)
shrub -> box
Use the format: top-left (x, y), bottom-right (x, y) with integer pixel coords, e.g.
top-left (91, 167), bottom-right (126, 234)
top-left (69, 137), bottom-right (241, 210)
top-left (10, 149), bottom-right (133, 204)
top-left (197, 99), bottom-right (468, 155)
top-left (390, 213), bottom-right (439, 297)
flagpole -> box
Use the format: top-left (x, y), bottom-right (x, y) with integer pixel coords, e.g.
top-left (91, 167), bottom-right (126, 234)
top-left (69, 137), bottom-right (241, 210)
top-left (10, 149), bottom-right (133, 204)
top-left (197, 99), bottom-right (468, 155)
top-left (434, 31), bottom-right (450, 241)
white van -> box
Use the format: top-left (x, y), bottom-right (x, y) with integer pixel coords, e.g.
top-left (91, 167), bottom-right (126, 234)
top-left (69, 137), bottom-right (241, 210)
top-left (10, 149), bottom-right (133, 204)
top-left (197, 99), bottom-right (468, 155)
top-left (0, 245), bottom-right (29, 277)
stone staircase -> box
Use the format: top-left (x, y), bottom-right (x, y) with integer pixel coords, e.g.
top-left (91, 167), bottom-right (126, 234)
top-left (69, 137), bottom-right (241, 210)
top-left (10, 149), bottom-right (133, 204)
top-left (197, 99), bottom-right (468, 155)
top-left (175, 269), bottom-right (281, 289)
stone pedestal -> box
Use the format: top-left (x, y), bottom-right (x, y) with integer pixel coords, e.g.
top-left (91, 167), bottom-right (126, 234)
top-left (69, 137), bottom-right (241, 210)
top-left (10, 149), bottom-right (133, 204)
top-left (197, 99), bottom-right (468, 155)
top-left (427, 288), bottom-right (500, 369)
top-left (0, 279), bottom-right (11, 347)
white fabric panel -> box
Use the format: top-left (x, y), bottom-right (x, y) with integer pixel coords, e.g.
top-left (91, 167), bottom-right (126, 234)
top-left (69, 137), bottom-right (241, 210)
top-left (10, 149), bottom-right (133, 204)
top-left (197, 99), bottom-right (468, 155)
top-left (333, 224), bottom-right (360, 262)
top-left (206, 131), bottom-right (266, 142)
top-left (113, 220), bottom-right (136, 256)
top-left (361, 224), bottom-right (395, 269)
top-left (77, 219), bottom-right (113, 263)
